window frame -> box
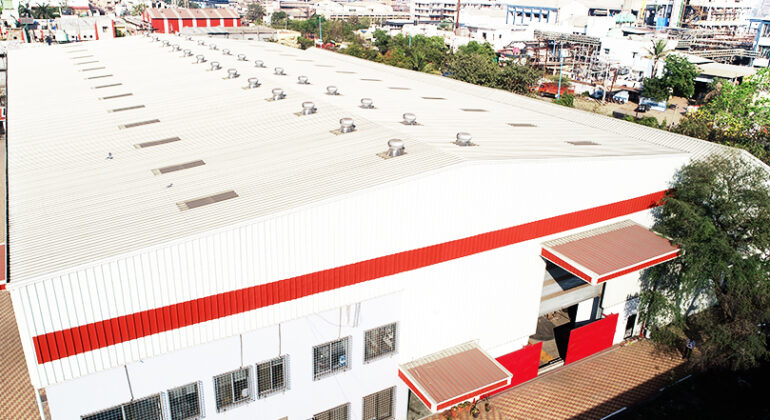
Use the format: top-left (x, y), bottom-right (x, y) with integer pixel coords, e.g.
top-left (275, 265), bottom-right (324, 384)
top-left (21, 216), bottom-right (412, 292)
top-left (314, 402), bottom-right (351, 420)
top-left (364, 322), bottom-right (398, 363)
top-left (362, 387), bottom-right (395, 420)
top-left (213, 366), bottom-right (254, 412)
top-left (81, 394), bottom-right (163, 420)
top-left (256, 355), bottom-right (289, 398)
top-left (313, 336), bottom-right (352, 380)
top-left (167, 381), bottom-right (203, 420)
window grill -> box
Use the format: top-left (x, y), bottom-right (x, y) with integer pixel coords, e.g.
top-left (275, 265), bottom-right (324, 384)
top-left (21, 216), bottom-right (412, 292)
top-left (214, 367), bottom-right (254, 412)
top-left (362, 387), bottom-right (395, 420)
top-left (313, 337), bottom-right (351, 380)
top-left (81, 394), bottom-right (162, 420)
top-left (168, 382), bottom-right (202, 420)
top-left (314, 403), bottom-right (350, 420)
top-left (257, 355), bottom-right (288, 398)
top-left (364, 323), bottom-right (397, 363)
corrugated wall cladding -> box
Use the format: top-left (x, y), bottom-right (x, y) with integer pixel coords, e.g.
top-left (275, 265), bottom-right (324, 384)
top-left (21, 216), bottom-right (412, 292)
top-left (10, 156), bottom-right (684, 387)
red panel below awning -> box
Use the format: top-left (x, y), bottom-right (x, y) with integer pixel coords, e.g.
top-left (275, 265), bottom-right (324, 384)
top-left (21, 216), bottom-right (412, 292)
top-left (541, 220), bottom-right (678, 285)
top-left (399, 342), bottom-right (512, 412)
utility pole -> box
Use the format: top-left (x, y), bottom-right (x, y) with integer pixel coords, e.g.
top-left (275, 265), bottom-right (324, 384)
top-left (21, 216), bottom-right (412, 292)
top-left (556, 45), bottom-right (564, 100)
top-left (318, 15), bottom-right (322, 43)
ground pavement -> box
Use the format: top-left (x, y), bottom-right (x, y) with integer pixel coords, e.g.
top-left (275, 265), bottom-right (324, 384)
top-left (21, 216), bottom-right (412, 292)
top-left (429, 339), bottom-right (686, 420)
top-left (0, 291), bottom-right (41, 420)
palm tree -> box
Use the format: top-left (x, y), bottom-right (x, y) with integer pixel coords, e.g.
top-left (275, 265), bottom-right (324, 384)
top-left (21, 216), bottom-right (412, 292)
top-left (645, 39), bottom-right (671, 77)
top-left (18, 2), bottom-right (32, 17)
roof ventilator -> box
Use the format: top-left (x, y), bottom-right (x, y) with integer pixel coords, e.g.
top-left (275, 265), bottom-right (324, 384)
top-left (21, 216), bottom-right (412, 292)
top-left (454, 132), bottom-right (475, 146)
top-left (162, 40), bottom-right (169, 47)
top-left (209, 44), bottom-right (218, 50)
top-left (339, 118), bottom-right (355, 133)
top-left (360, 98), bottom-right (374, 109)
top-left (301, 101), bottom-right (317, 115)
top-left (210, 61), bottom-right (221, 71)
top-left (386, 139), bottom-right (405, 157)
top-left (222, 48), bottom-right (231, 55)
top-left (274, 67), bottom-right (286, 75)
top-left (402, 113), bottom-right (417, 125)
top-left (297, 75), bottom-right (309, 84)
top-left (326, 85), bottom-right (339, 95)
top-left (255, 60), bottom-right (265, 68)
top-left (195, 55), bottom-right (206, 64)
top-left (172, 44), bottom-right (181, 51)
top-left (226, 68), bottom-right (239, 79)
top-left (246, 77), bottom-right (260, 89)
top-left (197, 40), bottom-right (205, 46)
top-left (182, 49), bottom-right (192, 57)
top-left (152, 36), bottom-right (159, 42)
top-left (271, 88), bottom-right (286, 100)
top-left (237, 54), bottom-right (247, 61)
top-left (186, 36), bottom-right (192, 41)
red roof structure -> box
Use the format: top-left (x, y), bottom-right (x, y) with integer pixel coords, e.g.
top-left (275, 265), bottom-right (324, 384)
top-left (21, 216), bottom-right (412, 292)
top-left (142, 8), bottom-right (240, 34)
top-left (541, 220), bottom-right (678, 285)
top-left (399, 342), bottom-right (512, 412)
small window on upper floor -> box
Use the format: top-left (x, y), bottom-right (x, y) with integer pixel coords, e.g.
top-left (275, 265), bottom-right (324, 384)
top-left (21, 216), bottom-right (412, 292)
top-left (364, 323), bottom-right (398, 363)
top-left (168, 382), bottom-right (202, 420)
top-left (314, 337), bottom-right (351, 380)
top-left (257, 355), bottom-right (289, 398)
top-left (214, 367), bottom-right (254, 412)
top-left (82, 394), bottom-right (162, 420)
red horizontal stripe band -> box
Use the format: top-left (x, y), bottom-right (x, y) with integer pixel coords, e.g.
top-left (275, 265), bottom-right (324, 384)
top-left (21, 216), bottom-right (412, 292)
top-left (32, 190), bottom-right (667, 364)
top-left (399, 369), bottom-right (434, 410)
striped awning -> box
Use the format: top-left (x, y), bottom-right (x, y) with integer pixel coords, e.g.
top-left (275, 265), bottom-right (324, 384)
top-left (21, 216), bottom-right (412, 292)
top-left (541, 220), bottom-right (679, 285)
top-left (398, 342), bottom-right (512, 412)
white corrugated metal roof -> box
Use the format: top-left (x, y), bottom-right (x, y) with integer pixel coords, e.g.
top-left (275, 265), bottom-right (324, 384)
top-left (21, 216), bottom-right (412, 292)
top-left (6, 35), bottom-right (735, 283)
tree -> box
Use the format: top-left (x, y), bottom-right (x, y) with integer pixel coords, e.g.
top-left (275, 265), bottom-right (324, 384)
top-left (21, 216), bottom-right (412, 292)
top-left (496, 63), bottom-right (541, 94)
top-left (553, 93), bottom-right (574, 107)
top-left (662, 55), bottom-right (699, 99)
top-left (445, 52), bottom-right (499, 87)
top-left (131, 3), bottom-right (146, 16)
top-left (641, 153), bottom-right (770, 371)
top-left (246, 3), bottom-right (265, 23)
top-left (456, 41), bottom-right (496, 63)
top-left (645, 39), bottom-right (671, 77)
top-left (18, 2), bottom-right (32, 17)
top-left (32, 3), bottom-right (59, 19)
top-left (296, 36), bottom-right (314, 50)
top-left (271, 11), bottom-right (287, 25)
top-left (642, 76), bottom-right (670, 102)
top-left (372, 29), bottom-right (391, 54)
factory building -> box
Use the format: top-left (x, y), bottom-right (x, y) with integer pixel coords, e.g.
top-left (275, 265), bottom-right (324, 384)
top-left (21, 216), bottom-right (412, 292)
top-left (142, 8), bottom-right (241, 34)
top-left (3, 34), bottom-right (756, 420)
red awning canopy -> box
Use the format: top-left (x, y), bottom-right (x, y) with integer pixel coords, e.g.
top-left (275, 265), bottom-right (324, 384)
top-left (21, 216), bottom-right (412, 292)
top-left (398, 342), bottom-right (512, 412)
top-left (541, 220), bottom-right (678, 285)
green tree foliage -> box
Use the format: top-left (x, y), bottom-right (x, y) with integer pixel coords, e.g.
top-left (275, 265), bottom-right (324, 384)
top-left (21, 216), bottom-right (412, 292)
top-left (32, 3), bottom-right (59, 18)
top-left (296, 36), bottom-right (314, 50)
top-left (642, 76), bottom-right (670, 102)
top-left (372, 29), bottom-right (390, 54)
top-left (131, 3), bottom-right (146, 16)
top-left (456, 41), bottom-right (496, 62)
top-left (445, 52), bottom-right (499, 86)
top-left (673, 68), bottom-right (770, 163)
top-left (553, 93), bottom-right (574, 107)
top-left (18, 2), bottom-right (32, 17)
top-left (496, 63), bottom-right (541, 95)
top-left (271, 11), bottom-right (287, 25)
top-left (662, 55), bottom-right (699, 99)
top-left (246, 3), bottom-right (265, 23)
top-left (641, 153), bottom-right (770, 371)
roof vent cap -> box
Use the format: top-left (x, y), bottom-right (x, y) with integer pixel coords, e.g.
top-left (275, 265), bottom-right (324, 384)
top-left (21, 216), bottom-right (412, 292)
top-left (210, 61), bottom-right (221, 70)
top-left (152, 36), bottom-right (159, 42)
top-left (297, 75), bottom-right (309, 84)
top-left (183, 49), bottom-right (192, 56)
top-left (222, 48), bottom-right (231, 55)
top-left (360, 98), bottom-right (374, 108)
top-left (247, 77), bottom-right (260, 88)
top-left (326, 85), bottom-right (339, 95)
top-left (274, 67), bottom-right (285, 75)
top-left (185, 36), bottom-right (192, 41)
top-left (455, 132), bottom-right (473, 146)
top-left (162, 40), bottom-right (169, 46)
top-left (209, 44), bottom-right (218, 50)
top-left (301, 101), bottom-right (317, 115)
top-left (195, 54), bottom-right (205, 63)
top-left (172, 44), bottom-right (180, 51)
top-left (387, 139), bottom-right (405, 157)
top-left (197, 40), bottom-right (205, 46)
top-left (402, 113), bottom-right (417, 125)
top-left (237, 53), bottom-right (247, 61)
top-left (255, 59), bottom-right (265, 67)
top-left (272, 88), bottom-right (286, 100)
top-left (339, 117), bottom-right (355, 133)
top-left (227, 68), bottom-right (239, 78)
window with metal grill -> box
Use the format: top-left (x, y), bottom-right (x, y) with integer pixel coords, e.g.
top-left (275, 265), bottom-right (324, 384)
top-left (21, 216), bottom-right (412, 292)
top-left (364, 323), bottom-right (397, 362)
top-left (313, 337), bottom-right (351, 380)
top-left (315, 403), bottom-right (350, 420)
top-left (257, 356), bottom-right (288, 397)
top-left (214, 367), bottom-right (253, 412)
top-left (167, 382), bottom-right (202, 420)
top-left (362, 387), bottom-right (395, 420)
top-left (81, 394), bottom-right (162, 420)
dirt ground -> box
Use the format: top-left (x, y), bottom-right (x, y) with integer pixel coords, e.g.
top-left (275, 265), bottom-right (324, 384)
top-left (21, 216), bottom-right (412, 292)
top-left (547, 96), bottom-right (691, 127)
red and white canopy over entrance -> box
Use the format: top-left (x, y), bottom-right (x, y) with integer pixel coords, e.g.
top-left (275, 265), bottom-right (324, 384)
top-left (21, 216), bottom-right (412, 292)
top-left (541, 220), bottom-right (679, 285)
top-left (398, 342), bottom-right (512, 412)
